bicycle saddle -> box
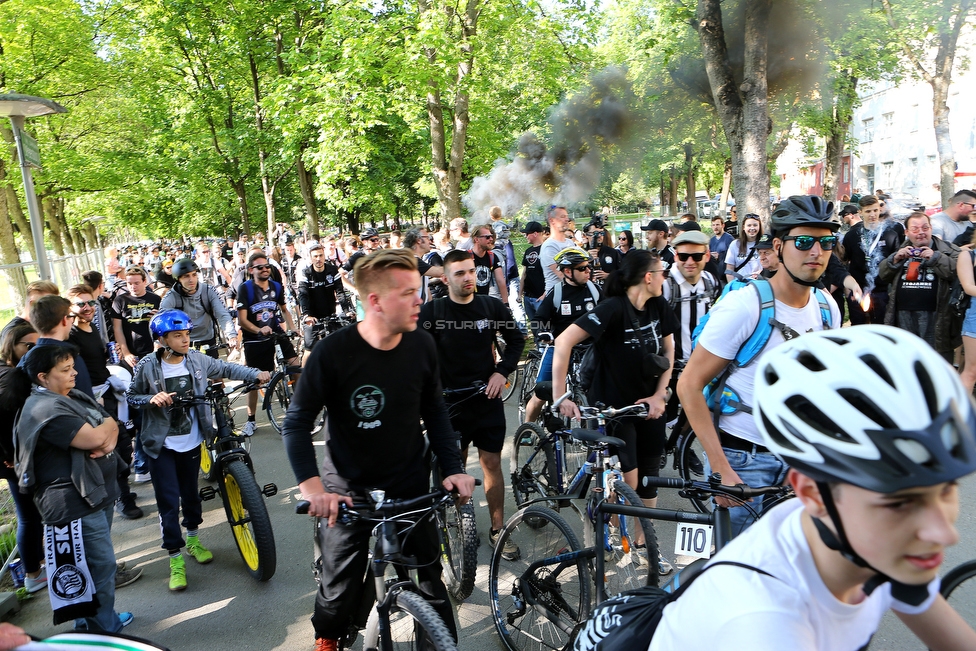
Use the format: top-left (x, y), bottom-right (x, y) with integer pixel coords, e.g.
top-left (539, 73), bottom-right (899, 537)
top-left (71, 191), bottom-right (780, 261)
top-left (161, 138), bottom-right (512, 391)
top-left (570, 428), bottom-right (625, 448)
top-left (534, 381), bottom-right (553, 403)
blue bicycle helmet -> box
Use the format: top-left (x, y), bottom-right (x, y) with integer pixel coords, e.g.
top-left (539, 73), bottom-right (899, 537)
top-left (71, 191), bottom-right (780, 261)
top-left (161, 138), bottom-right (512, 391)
top-left (150, 309), bottom-right (194, 339)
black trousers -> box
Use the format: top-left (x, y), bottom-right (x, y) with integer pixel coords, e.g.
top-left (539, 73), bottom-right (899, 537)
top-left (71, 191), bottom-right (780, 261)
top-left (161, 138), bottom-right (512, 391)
top-left (311, 510), bottom-right (457, 643)
top-left (148, 446), bottom-right (203, 551)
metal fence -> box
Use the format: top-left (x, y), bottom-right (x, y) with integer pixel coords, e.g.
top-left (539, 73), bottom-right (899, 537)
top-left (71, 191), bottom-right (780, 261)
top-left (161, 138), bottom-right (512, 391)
top-left (0, 249), bottom-right (105, 314)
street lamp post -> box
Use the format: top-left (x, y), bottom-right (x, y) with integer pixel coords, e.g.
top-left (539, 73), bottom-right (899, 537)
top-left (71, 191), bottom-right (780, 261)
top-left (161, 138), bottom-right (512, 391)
top-left (0, 94), bottom-right (67, 281)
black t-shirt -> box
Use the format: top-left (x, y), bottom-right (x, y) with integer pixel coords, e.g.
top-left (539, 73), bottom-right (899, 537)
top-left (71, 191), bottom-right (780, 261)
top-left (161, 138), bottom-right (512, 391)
top-left (418, 295), bottom-right (525, 391)
top-left (895, 259), bottom-right (939, 312)
top-left (297, 263), bottom-right (341, 319)
top-left (590, 245), bottom-right (621, 282)
top-left (536, 282), bottom-right (601, 337)
top-left (69, 326), bottom-right (110, 386)
top-left (471, 250), bottom-right (501, 295)
top-left (522, 245), bottom-right (545, 299)
top-left (281, 326), bottom-right (463, 498)
top-left (841, 222), bottom-right (904, 289)
top-left (111, 291), bottom-right (162, 357)
top-left (575, 295), bottom-right (678, 406)
top-left (236, 280), bottom-right (287, 342)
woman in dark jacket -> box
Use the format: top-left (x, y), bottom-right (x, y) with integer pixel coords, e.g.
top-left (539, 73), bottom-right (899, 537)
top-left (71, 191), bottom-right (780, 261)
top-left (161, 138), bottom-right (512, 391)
top-left (0, 324), bottom-right (45, 592)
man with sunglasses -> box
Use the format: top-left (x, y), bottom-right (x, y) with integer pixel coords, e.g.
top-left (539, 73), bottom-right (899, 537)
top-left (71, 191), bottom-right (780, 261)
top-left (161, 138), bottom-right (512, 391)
top-left (470, 224), bottom-right (509, 302)
top-left (662, 231), bottom-right (718, 365)
top-left (877, 212), bottom-right (960, 361)
top-left (678, 195), bottom-right (842, 535)
top-left (237, 252), bottom-right (300, 436)
top-left (931, 190), bottom-right (976, 243)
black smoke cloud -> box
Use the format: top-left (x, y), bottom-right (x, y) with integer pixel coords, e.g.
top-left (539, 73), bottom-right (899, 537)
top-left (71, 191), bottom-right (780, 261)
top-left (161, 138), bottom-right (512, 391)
top-left (464, 66), bottom-right (639, 221)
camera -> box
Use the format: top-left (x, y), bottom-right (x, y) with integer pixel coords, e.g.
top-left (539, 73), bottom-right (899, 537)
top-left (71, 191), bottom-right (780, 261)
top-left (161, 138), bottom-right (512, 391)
top-left (908, 247), bottom-right (923, 258)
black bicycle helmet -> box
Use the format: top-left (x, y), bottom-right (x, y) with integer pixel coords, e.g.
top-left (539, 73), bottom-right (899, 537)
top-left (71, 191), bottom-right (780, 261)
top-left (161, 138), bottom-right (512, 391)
top-left (171, 259), bottom-right (199, 279)
top-left (553, 247), bottom-right (590, 268)
top-left (770, 195), bottom-right (839, 234)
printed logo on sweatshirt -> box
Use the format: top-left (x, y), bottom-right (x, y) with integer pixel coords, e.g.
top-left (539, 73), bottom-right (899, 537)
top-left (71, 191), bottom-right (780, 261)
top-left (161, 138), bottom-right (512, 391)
top-left (351, 385), bottom-right (385, 420)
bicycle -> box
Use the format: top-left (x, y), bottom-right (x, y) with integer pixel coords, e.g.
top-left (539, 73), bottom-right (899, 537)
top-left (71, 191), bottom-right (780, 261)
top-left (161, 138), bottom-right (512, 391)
top-left (299, 310), bottom-right (357, 356)
top-left (296, 485), bottom-right (480, 651)
top-left (489, 472), bottom-right (789, 651)
top-left (495, 331), bottom-right (519, 402)
top-left (262, 331), bottom-right (303, 433)
top-left (430, 381), bottom-right (488, 602)
top-left (936, 559), bottom-right (976, 639)
top-left (171, 381), bottom-right (279, 581)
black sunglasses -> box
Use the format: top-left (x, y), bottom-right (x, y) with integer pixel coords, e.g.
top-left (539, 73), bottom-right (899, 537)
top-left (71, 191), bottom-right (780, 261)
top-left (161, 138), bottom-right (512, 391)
top-left (573, 265), bottom-right (591, 272)
top-left (72, 299), bottom-right (98, 308)
top-left (782, 235), bottom-right (838, 251)
top-left (251, 264), bottom-right (271, 271)
top-left (676, 252), bottom-right (706, 262)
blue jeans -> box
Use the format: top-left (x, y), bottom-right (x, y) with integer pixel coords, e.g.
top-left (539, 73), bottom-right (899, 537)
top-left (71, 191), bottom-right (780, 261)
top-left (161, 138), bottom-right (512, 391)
top-left (704, 447), bottom-right (788, 537)
top-left (75, 504), bottom-right (123, 632)
top-left (523, 296), bottom-right (543, 339)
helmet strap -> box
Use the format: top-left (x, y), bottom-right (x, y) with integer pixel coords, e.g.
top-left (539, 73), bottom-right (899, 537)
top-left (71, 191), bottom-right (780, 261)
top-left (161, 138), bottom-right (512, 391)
top-left (815, 482), bottom-right (931, 606)
top-left (778, 251), bottom-right (821, 287)
top-left (163, 346), bottom-right (185, 359)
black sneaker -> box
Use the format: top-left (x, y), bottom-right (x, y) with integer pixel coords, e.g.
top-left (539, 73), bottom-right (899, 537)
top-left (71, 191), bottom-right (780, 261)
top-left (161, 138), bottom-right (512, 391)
top-left (115, 497), bottom-right (144, 520)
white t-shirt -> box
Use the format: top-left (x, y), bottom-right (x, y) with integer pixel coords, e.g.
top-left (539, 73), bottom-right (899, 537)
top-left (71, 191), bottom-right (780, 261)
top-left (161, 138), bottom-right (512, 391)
top-left (649, 500), bottom-right (939, 651)
top-left (540, 238), bottom-right (574, 293)
top-left (695, 283), bottom-right (841, 444)
top-left (724, 240), bottom-right (762, 279)
top-left (161, 359), bottom-right (202, 452)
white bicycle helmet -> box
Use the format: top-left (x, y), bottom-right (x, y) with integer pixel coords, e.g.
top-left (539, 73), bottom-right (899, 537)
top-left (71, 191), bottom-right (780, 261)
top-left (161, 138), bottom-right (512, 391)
top-left (753, 325), bottom-right (976, 494)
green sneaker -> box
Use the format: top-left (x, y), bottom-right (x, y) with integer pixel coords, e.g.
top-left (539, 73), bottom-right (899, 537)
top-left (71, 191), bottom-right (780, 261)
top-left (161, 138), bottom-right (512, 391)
top-left (186, 536), bottom-right (214, 564)
top-left (169, 555), bottom-right (187, 591)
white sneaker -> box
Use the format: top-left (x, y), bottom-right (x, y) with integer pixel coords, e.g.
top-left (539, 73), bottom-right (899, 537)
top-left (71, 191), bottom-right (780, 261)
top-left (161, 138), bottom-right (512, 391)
top-left (658, 553), bottom-right (674, 575)
top-left (133, 472), bottom-right (151, 483)
top-left (242, 421), bottom-right (257, 437)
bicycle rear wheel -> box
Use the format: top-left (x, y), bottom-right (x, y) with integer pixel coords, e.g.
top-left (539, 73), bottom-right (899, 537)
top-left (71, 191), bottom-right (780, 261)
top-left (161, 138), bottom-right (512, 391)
top-left (363, 589), bottom-right (458, 651)
top-left (439, 500), bottom-right (478, 601)
top-left (220, 459), bottom-right (277, 581)
top-left (938, 559), bottom-right (976, 639)
top-left (264, 373), bottom-right (291, 434)
top-left (602, 479), bottom-right (660, 593)
top-left (489, 505), bottom-right (590, 651)
top-left (502, 366), bottom-right (519, 402)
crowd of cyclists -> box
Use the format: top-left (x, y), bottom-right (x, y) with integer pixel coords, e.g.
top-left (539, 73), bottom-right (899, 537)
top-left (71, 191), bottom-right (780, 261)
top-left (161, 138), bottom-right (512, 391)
top-left (0, 189), bottom-right (976, 649)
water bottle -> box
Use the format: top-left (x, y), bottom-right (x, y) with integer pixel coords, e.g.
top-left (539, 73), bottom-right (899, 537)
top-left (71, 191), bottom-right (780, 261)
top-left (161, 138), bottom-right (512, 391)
top-left (107, 342), bottom-right (121, 365)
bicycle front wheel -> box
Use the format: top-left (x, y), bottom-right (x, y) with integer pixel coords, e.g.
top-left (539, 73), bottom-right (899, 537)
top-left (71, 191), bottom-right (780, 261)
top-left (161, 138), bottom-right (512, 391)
top-left (489, 505), bottom-right (590, 651)
top-left (501, 366), bottom-right (519, 402)
top-left (511, 423), bottom-right (556, 525)
top-left (939, 559), bottom-right (976, 637)
top-left (440, 500), bottom-right (478, 601)
top-left (676, 429), bottom-right (712, 514)
top-left (220, 459), bottom-right (277, 581)
top-left (265, 373), bottom-right (291, 433)
top-left (363, 589), bottom-right (458, 651)
top-left (199, 441), bottom-right (216, 481)
top-left (603, 479), bottom-right (660, 593)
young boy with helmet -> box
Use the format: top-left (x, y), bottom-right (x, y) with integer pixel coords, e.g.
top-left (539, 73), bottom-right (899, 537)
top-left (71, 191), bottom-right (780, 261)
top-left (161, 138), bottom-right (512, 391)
top-left (126, 310), bottom-right (269, 591)
top-left (651, 326), bottom-right (976, 650)
top-left (678, 195), bottom-right (843, 535)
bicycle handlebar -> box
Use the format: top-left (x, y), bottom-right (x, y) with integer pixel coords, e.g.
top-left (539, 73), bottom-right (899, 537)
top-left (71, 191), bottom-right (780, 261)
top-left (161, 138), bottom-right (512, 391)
top-left (549, 395), bottom-right (649, 420)
top-left (294, 479), bottom-right (482, 517)
top-left (641, 475), bottom-right (789, 500)
top-left (168, 380), bottom-right (263, 406)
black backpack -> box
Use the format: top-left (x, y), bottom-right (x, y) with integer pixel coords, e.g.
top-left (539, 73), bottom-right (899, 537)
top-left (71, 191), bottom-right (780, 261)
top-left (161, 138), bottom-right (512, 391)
top-left (572, 561), bottom-right (778, 651)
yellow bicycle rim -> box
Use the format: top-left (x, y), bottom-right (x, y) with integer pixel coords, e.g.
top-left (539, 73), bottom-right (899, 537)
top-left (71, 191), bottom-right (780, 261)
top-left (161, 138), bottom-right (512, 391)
top-left (224, 472), bottom-right (260, 570)
top-left (199, 442), bottom-right (212, 476)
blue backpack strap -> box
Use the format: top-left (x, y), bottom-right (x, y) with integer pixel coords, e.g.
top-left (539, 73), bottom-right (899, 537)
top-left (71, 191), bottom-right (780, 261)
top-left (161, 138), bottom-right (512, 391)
top-left (814, 287), bottom-right (833, 329)
top-left (733, 279), bottom-right (776, 368)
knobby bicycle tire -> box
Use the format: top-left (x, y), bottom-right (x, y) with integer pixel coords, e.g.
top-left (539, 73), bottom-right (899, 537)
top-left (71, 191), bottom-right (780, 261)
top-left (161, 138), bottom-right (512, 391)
top-left (440, 500), bottom-right (478, 601)
top-left (935, 558), bottom-right (976, 647)
top-left (510, 423), bottom-right (557, 527)
top-left (363, 589), bottom-right (459, 651)
top-left (264, 373), bottom-right (291, 434)
top-left (502, 366), bottom-right (519, 402)
top-left (676, 429), bottom-right (712, 514)
top-left (602, 480), bottom-right (660, 592)
top-left (489, 505), bottom-right (591, 651)
top-left (221, 459), bottom-right (277, 581)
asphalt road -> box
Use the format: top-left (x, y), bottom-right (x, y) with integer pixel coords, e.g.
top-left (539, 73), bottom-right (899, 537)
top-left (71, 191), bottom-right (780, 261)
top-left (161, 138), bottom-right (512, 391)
top-left (6, 394), bottom-right (975, 650)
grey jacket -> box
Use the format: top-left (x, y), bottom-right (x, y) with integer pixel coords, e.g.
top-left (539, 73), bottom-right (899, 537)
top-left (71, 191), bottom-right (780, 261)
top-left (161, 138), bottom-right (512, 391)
top-left (126, 350), bottom-right (260, 458)
top-left (877, 235), bottom-right (960, 352)
top-left (159, 283), bottom-right (236, 343)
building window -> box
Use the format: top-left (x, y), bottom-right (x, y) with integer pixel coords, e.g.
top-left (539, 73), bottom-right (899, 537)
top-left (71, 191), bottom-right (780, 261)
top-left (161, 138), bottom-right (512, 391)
top-left (843, 162), bottom-right (850, 184)
top-left (909, 158), bottom-right (918, 188)
top-left (881, 161), bottom-right (893, 189)
top-left (882, 113), bottom-right (894, 138)
top-left (862, 118), bottom-right (874, 143)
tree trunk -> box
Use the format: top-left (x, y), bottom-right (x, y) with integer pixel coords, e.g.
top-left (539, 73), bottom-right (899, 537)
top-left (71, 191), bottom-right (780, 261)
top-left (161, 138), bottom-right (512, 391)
top-left (233, 179), bottom-right (250, 239)
top-left (668, 168), bottom-right (679, 216)
top-left (685, 143), bottom-right (696, 212)
top-left (932, 76), bottom-right (955, 208)
top-left (296, 149), bottom-right (319, 240)
top-left (720, 157), bottom-right (732, 217)
top-left (0, 160), bottom-right (28, 308)
top-left (42, 197), bottom-right (65, 258)
top-left (697, 0), bottom-right (773, 220)
top-left (249, 52), bottom-right (277, 243)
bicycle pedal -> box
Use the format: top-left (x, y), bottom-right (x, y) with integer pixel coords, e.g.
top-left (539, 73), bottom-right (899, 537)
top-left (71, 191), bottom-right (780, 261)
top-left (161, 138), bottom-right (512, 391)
top-left (199, 486), bottom-right (218, 501)
top-left (262, 483), bottom-right (278, 497)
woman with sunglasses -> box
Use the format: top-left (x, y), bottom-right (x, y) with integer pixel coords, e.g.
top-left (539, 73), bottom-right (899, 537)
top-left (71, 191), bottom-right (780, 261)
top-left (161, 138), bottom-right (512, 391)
top-left (616, 229), bottom-right (634, 258)
top-left (0, 323), bottom-right (47, 594)
top-left (724, 213), bottom-right (763, 282)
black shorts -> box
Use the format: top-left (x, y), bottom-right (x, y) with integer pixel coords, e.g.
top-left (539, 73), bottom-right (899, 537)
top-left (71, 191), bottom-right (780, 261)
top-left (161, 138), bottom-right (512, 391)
top-left (243, 337), bottom-right (297, 372)
top-left (449, 394), bottom-right (506, 454)
top-left (607, 416), bottom-right (666, 499)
